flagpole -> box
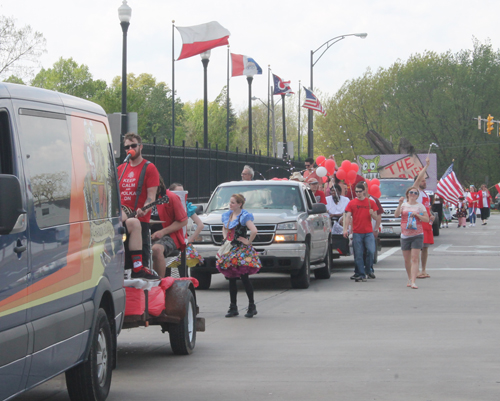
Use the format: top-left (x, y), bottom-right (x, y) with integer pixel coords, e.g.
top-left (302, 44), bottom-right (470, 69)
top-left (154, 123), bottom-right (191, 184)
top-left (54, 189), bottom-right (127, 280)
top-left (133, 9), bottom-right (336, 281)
top-left (267, 65), bottom-right (270, 157)
top-left (271, 86), bottom-right (276, 156)
top-left (298, 81), bottom-right (301, 161)
top-left (226, 45), bottom-right (230, 151)
top-left (172, 20), bottom-right (175, 146)
top-left (282, 94), bottom-right (287, 160)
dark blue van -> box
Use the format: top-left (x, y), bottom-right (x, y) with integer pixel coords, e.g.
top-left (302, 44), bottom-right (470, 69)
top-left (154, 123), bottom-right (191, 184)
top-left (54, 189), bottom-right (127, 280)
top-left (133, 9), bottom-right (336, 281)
top-left (0, 83), bottom-right (125, 401)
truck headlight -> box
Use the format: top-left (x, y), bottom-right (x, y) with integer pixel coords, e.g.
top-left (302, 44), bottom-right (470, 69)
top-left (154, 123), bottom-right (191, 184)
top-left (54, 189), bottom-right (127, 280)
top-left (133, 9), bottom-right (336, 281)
top-left (277, 222), bottom-right (297, 230)
top-left (194, 234), bottom-right (213, 243)
top-left (274, 234), bottom-right (297, 242)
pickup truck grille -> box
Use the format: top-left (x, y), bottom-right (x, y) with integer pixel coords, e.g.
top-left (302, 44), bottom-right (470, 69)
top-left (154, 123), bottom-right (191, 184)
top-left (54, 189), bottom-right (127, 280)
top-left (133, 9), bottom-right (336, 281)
top-left (210, 224), bottom-right (276, 245)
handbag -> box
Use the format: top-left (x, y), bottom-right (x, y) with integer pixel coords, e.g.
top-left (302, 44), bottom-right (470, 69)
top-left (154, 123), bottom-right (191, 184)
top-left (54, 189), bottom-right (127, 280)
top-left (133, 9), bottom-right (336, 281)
top-left (216, 239), bottom-right (232, 259)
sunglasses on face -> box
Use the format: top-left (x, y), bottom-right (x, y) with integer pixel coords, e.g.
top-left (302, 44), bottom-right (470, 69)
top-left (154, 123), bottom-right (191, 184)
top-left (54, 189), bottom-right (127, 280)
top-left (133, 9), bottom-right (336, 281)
top-left (124, 143), bottom-right (139, 150)
top-left (408, 191), bottom-right (419, 195)
top-left (355, 190), bottom-right (363, 193)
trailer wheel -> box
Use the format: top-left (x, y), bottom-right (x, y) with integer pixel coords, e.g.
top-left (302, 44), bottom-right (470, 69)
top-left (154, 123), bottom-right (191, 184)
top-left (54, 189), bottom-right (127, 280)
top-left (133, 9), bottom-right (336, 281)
top-left (168, 291), bottom-right (196, 355)
top-left (66, 308), bottom-right (112, 401)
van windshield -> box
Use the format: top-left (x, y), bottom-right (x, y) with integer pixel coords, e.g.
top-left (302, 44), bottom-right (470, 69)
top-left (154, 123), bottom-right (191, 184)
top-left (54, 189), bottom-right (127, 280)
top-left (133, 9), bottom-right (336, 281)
top-left (206, 185), bottom-right (304, 213)
top-left (379, 180), bottom-right (414, 199)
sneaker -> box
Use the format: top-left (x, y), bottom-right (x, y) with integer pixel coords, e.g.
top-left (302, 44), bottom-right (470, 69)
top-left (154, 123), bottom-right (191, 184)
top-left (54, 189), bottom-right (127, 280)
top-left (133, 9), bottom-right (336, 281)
top-left (131, 267), bottom-right (160, 281)
top-left (350, 274), bottom-right (360, 280)
top-left (355, 276), bottom-right (367, 282)
top-left (446, 224), bottom-right (449, 228)
top-left (472, 224), bottom-right (475, 227)
top-left (367, 273), bottom-right (376, 279)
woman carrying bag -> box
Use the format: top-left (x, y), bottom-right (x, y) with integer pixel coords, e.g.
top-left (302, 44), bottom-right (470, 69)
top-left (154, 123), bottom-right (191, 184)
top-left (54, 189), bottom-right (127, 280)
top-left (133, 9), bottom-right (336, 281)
top-left (216, 194), bottom-right (262, 318)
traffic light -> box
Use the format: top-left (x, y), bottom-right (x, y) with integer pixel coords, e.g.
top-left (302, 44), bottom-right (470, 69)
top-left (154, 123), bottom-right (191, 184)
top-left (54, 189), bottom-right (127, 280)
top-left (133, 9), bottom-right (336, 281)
top-left (487, 114), bottom-right (494, 135)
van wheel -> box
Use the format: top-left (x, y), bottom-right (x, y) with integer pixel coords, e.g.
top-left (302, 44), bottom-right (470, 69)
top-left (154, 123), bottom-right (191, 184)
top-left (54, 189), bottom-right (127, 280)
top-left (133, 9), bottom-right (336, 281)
top-left (166, 291), bottom-right (196, 355)
top-left (291, 244), bottom-right (310, 289)
top-left (66, 309), bottom-right (112, 401)
top-left (314, 238), bottom-right (332, 279)
top-left (191, 271), bottom-right (211, 289)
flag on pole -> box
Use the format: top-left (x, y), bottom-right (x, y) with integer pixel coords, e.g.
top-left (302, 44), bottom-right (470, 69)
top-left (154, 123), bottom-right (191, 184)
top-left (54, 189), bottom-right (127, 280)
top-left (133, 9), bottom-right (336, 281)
top-left (273, 74), bottom-right (294, 95)
top-left (231, 53), bottom-right (262, 77)
top-left (302, 87), bottom-right (326, 116)
top-left (176, 21), bottom-right (230, 60)
top-left (495, 182), bottom-right (500, 193)
top-left (435, 162), bottom-right (465, 206)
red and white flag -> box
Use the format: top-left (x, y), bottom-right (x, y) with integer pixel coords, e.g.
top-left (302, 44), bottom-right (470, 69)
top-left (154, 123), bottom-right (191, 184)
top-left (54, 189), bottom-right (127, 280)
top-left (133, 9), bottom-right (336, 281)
top-left (302, 87), bottom-right (326, 116)
top-left (495, 182), bottom-right (500, 193)
top-left (176, 21), bottom-right (230, 60)
top-left (435, 163), bottom-right (464, 206)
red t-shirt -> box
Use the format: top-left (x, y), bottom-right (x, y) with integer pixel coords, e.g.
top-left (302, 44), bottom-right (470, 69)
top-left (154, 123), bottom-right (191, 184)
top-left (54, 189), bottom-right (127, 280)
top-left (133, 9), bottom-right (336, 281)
top-left (313, 190), bottom-right (327, 205)
top-left (157, 190), bottom-right (188, 251)
top-left (118, 159), bottom-right (160, 223)
top-left (345, 197), bottom-right (379, 234)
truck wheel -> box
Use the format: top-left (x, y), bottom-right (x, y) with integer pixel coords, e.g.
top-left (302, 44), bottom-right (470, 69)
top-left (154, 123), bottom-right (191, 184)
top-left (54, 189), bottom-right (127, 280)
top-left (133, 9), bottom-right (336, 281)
top-left (314, 238), bottom-right (332, 279)
top-left (191, 271), bottom-right (211, 290)
top-left (168, 291), bottom-right (196, 355)
top-left (291, 244), bottom-right (310, 289)
top-left (66, 308), bottom-right (112, 401)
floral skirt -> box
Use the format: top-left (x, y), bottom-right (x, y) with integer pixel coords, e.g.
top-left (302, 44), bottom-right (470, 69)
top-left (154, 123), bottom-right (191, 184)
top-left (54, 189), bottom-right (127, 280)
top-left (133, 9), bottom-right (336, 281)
top-left (167, 243), bottom-right (204, 268)
top-left (216, 243), bottom-right (262, 278)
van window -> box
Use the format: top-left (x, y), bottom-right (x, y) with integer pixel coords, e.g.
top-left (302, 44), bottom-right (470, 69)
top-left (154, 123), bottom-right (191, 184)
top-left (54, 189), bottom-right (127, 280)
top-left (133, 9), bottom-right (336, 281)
top-left (18, 109), bottom-right (72, 228)
top-left (0, 110), bottom-right (13, 175)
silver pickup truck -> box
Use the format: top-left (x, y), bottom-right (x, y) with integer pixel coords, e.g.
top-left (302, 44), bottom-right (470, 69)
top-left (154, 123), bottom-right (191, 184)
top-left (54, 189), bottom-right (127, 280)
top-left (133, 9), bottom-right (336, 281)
top-left (190, 181), bottom-right (332, 289)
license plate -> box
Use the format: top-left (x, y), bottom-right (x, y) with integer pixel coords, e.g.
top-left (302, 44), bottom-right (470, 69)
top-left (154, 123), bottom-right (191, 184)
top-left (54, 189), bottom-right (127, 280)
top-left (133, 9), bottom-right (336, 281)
top-left (382, 227), bottom-right (394, 233)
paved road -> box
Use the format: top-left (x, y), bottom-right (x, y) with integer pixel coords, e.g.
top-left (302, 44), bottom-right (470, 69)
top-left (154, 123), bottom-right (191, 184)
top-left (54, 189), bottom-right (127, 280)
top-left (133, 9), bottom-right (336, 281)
top-left (18, 215), bottom-right (500, 401)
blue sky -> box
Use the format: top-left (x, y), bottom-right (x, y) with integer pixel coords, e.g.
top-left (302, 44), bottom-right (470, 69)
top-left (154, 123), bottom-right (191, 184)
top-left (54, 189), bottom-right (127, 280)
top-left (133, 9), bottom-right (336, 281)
top-left (2, 0), bottom-right (499, 112)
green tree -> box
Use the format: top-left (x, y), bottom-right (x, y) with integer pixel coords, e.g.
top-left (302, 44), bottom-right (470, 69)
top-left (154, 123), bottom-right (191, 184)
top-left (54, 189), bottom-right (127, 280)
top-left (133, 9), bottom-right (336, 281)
top-left (31, 57), bottom-right (106, 99)
top-left (3, 75), bottom-right (25, 84)
top-left (0, 16), bottom-right (46, 80)
top-left (315, 39), bottom-right (500, 186)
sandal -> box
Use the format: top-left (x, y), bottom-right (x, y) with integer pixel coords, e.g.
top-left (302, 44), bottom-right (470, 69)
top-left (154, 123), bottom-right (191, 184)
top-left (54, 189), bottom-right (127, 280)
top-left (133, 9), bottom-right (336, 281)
top-left (407, 280), bottom-right (411, 287)
top-left (417, 274), bottom-right (430, 279)
top-left (411, 283), bottom-right (418, 289)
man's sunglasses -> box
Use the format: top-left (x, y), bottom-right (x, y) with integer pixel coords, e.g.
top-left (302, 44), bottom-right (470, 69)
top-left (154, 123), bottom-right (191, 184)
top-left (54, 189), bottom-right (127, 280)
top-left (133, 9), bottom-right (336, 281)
top-left (355, 190), bottom-right (364, 193)
top-left (408, 191), bottom-right (419, 195)
top-left (124, 143), bottom-right (139, 150)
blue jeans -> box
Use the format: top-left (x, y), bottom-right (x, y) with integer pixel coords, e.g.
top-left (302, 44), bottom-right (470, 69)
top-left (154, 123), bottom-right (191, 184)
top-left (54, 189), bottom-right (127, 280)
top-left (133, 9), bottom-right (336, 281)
top-left (468, 207), bottom-right (476, 224)
top-left (352, 233), bottom-right (376, 278)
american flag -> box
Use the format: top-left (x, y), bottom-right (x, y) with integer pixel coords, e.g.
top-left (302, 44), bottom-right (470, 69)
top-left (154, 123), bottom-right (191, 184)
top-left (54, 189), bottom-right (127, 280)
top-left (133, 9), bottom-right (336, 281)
top-left (435, 163), bottom-right (464, 206)
top-left (302, 87), bottom-right (326, 116)
top-left (273, 74), bottom-right (294, 95)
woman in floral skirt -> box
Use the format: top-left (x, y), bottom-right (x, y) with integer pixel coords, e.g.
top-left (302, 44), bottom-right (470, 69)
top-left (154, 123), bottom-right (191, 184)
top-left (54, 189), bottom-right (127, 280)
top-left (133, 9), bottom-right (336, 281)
top-left (217, 194), bottom-right (261, 318)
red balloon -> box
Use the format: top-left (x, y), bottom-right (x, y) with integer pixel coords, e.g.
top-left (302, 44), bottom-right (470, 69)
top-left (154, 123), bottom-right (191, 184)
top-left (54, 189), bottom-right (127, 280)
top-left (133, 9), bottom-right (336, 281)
top-left (336, 168), bottom-right (346, 181)
top-left (371, 178), bottom-right (380, 186)
top-left (322, 176), bottom-right (328, 183)
top-left (365, 179), bottom-right (371, 187)
top-left (341, 160), bottom-right (352, 170)
top-left (350, 163), bottom-right (359, 173)
top-left (370, 184), bottom-right (380, 198)
top-left (347, 170), bottom-right (357, 183)
top-left (316, 156), bottom-right (326, 166)
top-left (325, 159), bottom-right (336, 175)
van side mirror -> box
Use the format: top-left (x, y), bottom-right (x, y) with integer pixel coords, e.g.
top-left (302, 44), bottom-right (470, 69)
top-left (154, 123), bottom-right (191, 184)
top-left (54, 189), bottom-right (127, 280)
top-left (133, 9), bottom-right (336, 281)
top-left (0, 175), bottom-right (27, 235)
top-left (196, 205), bottom-right (203, 215)
top-left (309, 203), bottom-right (327, 215)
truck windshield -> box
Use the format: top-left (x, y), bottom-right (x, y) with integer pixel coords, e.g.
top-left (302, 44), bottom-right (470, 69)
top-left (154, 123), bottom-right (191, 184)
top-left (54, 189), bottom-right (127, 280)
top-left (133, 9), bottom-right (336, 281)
top-left (379, 180), bottom-right (414, 199)
top-left (206, 185), bottom-right (305, 213)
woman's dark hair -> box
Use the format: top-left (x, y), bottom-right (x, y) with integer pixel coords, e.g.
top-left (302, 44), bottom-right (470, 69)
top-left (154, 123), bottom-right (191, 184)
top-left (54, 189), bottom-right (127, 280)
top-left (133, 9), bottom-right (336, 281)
top-left (169, 182), bottom-right (183, 191)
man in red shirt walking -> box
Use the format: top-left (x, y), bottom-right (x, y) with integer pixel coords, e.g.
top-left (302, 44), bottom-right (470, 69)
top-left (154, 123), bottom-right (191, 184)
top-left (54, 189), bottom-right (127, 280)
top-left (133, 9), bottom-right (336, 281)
top-left (343, 182), bottom-right (379, 282)
top-left (117, 133), bottom-right (160, 278)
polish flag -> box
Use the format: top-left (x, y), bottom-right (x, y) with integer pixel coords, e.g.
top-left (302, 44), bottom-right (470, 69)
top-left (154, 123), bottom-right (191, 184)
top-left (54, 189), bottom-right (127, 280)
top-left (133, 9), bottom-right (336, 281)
top-left (176, 21), bottom-right (230, 60)
top-left (231, 53), bottom-right (262, 77)
top-left (495, 182), bottom-right (500, 192)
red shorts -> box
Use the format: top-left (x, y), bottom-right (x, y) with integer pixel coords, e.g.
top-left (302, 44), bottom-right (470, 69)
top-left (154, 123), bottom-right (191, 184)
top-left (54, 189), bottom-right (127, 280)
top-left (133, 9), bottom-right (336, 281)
top-left (423, 223), bottom-right (434, 245)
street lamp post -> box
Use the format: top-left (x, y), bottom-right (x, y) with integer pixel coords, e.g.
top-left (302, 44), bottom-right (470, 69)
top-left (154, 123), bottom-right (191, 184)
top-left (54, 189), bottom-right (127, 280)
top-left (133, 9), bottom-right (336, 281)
top-left (252, 96), bottom-right (273, 156)
top-left (308, 33), bottom-right (367, 158)
top-left (247, 75), bottom-right (254, 152)
top-left (201, 50), bottom-right (211, 148)
top-left (118, 0), bottom-right (132, 157)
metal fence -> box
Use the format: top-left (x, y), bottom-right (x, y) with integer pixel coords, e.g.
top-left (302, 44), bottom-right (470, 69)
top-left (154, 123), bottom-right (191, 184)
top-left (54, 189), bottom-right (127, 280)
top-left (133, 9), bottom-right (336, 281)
top-left (140, 140), bottom-right (295, 203)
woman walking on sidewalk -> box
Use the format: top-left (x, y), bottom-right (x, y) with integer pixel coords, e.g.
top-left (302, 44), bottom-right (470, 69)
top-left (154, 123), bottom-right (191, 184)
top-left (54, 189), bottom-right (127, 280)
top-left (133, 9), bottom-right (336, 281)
top-left (478, 184), bottom-right (493, 225)
top-left (467, 185), bottom-right (479, 227)
top-left (216, 194), bottom-right (262, 318)
top-left (394, 186), bottom-right (430, 289)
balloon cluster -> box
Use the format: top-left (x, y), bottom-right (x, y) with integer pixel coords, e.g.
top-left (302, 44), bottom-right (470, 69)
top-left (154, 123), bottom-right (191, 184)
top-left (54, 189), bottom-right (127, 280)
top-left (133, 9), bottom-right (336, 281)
top-left (335, 160), bottom-right (359, 185)
top-left (364, 178), bottom-right (381, 198)
top-left (314, 156), bottom-right (336, 183)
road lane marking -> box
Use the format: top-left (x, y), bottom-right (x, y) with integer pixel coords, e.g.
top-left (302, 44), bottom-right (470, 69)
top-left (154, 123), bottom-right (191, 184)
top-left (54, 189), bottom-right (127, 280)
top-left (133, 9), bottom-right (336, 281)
top-left (377, 246), bottom-right (400, 262)
top-left (334, 267), bottom-right (500, 271)
top-left (434, 244), bottom-right (500, 254)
